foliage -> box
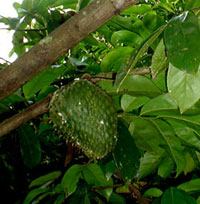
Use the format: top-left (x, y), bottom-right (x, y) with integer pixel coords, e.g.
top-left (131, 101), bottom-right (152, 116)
top-left (0, 0), bottom-right (200, 203)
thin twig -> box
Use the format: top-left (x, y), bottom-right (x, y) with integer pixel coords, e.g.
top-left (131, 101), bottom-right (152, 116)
top-left (0, 57), bottom-right (11, 64)
top-left (0, 27), bottom-right (47, 32)
top-left (91, 183), bottom-right (123, 191)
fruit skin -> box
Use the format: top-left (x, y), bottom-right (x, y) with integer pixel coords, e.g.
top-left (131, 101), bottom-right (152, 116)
top-left (49, 79), bottom-right (118, 159)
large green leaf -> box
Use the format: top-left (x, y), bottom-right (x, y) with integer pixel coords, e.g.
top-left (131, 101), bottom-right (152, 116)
top-left (17, 123), bottom-right (42, 169)
top-left (167, 63), bottom-right (200, 113)
top-left (83, 163), bottom-right (113, 201)
top-left (158, 157), bottom-right (174, 178)
top-left (161, 187), bottom-right (197, 204)
top-left (185, 0), bottom-right (200, 12)
top-left (129, 118), bottom-right (166, 154)
top-left (23, 65), bottom-right (65, 98)
top-left (168, 119), bottom-right (200, 151)
top-left (61, 164), bottom-right (82, 197)
top-left (100, 47), bottom-right (133, 72)
top-left (143, 188), bottom-right (163, 198)
top-left (164, 11), bottom-right (200, 73)
top-left (151, 39), bottom-right (168, 79)
top-left (138, 152), bottom-right (163, 179)
top-left (121, 94), bottom-right (149, 112)
top-left (178, 179), bottom-right (200, 192)
top-left (111, 30), bottom-right (143, 47)
top-left (140, 93), bottom-right (177, 116)
top-left (115, 25), bottom-right (166, 91)
top-left (152, 120), bottom-right (185, 177)
top-left (113, 120), bottom-right (140, 182)
top-left (98, 75), bottom-right (161, 98)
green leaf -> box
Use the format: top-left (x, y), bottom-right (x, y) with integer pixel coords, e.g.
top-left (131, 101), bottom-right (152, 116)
top-left (151, 39), bottom-right (168, 79)
top-left (183, 151), bottom-right (196, 175)
top-left (23, 187), bottom-right (50, 204)
top-left (158, 157), bottom-right (174, 178)
top-left (161, 187), bottom-right (197, 204)
top-left (168, 119), bottom-right (200, 151)
top-left (23, 65), bottom-right (65, 98)
top-left (110, 192), bottom-right (126, 204)
top-left (100, 47), bottom-right (133, 72)
top-left (53, 193), bottom-right (65, 204)
top-left (129, 118), bottom-right (166, 154)
top-left (121, 94), bottom-right (149, 112)
top-left (164, 11), bottom-right (200, 73)
top-left (138, 152), bottom-right (163, 179)
top-left (98, 75), bottom-right (161, 98)
top-left (185, 0), bottom-right (200, 11)
top-left (115, 25), bottom-right (166, 91)
top-left (111, 30), bottom-right (143, 47)
top-left (140, 93), bottom-right (177, 116)
top-left (167, 63), bottom-right (200, 113)
top-left (83, 163), bottom-right (113, 201)
top-left (178, 179), bottom-right (200, 192)
top-left (17, 124), bottom-right (41, 168)
top-left (29, 171), bottom-right (62, 188)
top-left (61, 164), bottom-right (82, 197)
top-left (152, 120), bottom-right (185, 177)
top-left (122, 4), bottom-right (152, 15)
top-left (143, 188), bottom-right (163, 198)
top-left (113, 120), bottom-right (140, 182)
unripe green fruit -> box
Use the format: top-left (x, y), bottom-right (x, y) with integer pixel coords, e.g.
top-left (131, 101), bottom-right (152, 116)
top-left (49, 79), bottom-right (118, 159)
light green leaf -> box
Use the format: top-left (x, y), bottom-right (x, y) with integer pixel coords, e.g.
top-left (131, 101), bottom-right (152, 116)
top-left (161, 187), bottom-right (197, 204)
top-left (121, 94), bottom-right (149, 112)
top-left (98, 75), bottom-right (161, 98)
top-left (183, 151), bottom-right (196, 175)
top-left (151, 39), bottom-right (168, 79)
top-left (141, 93), bottom-right (177, 116)
top-left (100, 47), bottom-right (133, 72)
top-left (138, 152), bottom-right (163, 179)
top-left (143, 188), bottom-right (163, 198)
top-left (61, 164), bottom-right (82, 197)
top-left (164, 11), bottom-right (200, 73)
top-left (185, 0), bottom-right (200, 10)
top-left (115, 25), bottom-right (166, 91)
top-left (29, 171), bottom-right (62, 188)
top-left (113, 120), bottom-right (140, 182)
top-left (111, 30), bottom-right (143, 47)
top-left (167, 63), bottom-right (200, 113)
top-left (178, 179), bottom-right (200, 192)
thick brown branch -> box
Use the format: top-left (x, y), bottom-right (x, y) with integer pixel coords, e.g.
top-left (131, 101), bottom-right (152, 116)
top-left (0, 0), bottom-right (138, 101)
top-left (0, 95), bottom-right (52, 137)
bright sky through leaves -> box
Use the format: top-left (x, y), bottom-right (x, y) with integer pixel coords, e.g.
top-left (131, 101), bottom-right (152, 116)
top-left (0, 0), bottom-right (22, 63)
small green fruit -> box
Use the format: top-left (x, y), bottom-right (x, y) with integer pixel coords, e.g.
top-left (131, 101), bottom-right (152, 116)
top-left (49, 79), bottom-right (118, 159)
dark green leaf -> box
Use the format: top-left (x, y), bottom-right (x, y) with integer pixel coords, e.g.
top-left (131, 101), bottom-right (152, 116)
top-left (23, 187), bottom-right (50, 204)
top-left (158, 157), bottom-right (174, 178)
top-left (17, 124), bottom-right (42, 168)
top-left (61, 164), bottom-right (82, 197)
top-left (164, 11), bottom-right (200, 73)
top-left (113, 120), bottom-right (140, 181)
top-left (29, 171), bottom-right (62, 188)
top-left (161, 187), bottom-right (197, 204)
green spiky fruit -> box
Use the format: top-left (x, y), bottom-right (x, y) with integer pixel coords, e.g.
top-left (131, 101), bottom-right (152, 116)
top-left (49, 79), bottom-right (118, 159)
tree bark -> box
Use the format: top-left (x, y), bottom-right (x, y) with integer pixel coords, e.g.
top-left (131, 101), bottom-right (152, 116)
top-left (0, 0), bottom-right (138, 101)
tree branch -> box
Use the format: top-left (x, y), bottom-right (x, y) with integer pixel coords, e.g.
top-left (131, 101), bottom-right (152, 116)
top-left (0, 0), bottom-right (138, 101)
top-left (0, 95), bottom-right (52, 137)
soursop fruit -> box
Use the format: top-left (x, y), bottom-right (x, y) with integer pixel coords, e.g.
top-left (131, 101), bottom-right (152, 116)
top-left (49, 79), bottom-right (118, 159)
